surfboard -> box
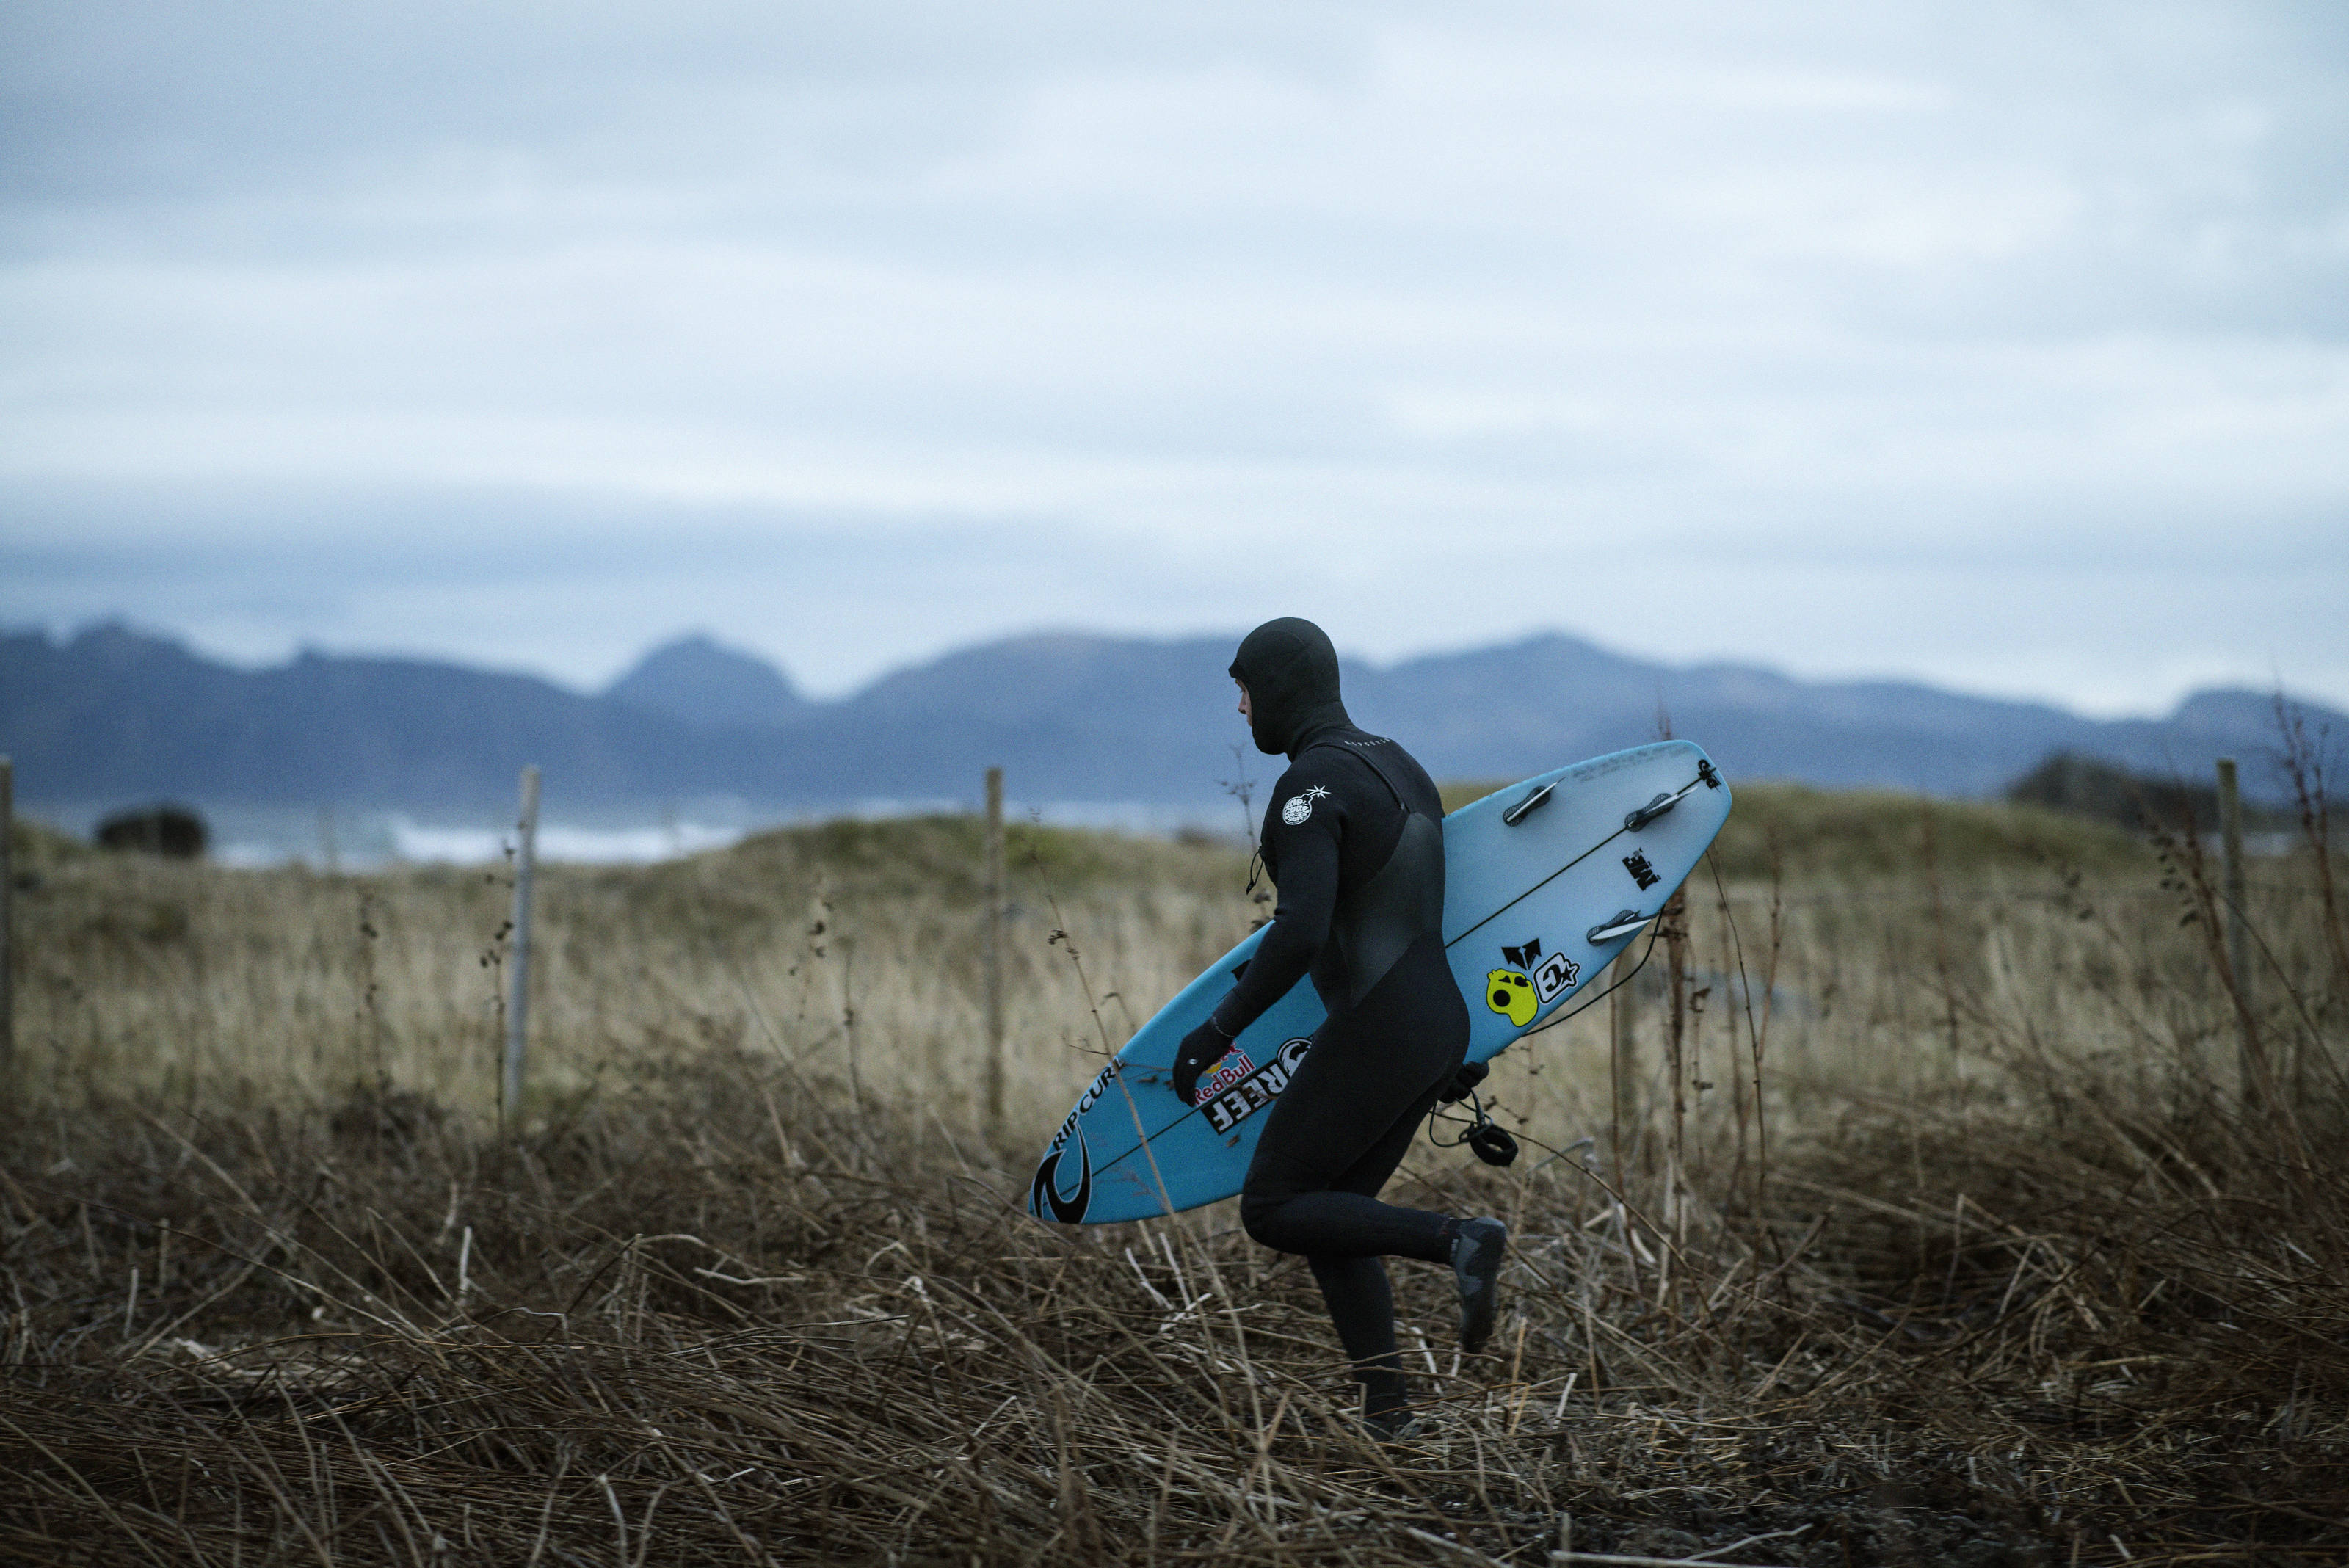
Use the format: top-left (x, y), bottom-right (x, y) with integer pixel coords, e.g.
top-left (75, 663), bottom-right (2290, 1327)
top-left (1027, 740), bottom-right (1732, 1225)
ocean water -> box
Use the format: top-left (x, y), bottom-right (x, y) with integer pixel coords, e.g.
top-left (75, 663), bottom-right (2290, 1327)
top-left (43, 799), bottom-right (1245, 870)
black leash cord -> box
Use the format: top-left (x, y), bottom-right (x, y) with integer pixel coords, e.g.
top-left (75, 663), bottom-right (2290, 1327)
top-left (1426, 916), bottom-right (1665, 1157)
top-left (1427, 918), bottom-right (1664, 1103)
top-left (1426, 1089), bottom-right (1490, 1147)
top-left (1521, 916), bottom-right (1665, 1042)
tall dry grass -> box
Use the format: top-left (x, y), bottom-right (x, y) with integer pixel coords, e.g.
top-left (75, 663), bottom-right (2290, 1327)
top-left (6, 816), bottom-right (1254, 1141)
top-left (2, 788), bottom-right (2345, 1566)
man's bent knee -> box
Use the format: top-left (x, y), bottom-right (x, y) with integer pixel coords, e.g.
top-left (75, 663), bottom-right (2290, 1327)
top-left (1240, 1184), bottom-right (1295, 1252)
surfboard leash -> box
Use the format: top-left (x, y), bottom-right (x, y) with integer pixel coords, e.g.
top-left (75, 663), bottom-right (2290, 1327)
top-left (1424, 908), bottom-right (1669, 1166)
top-left (1519, 912), bottom-right (1666, 1045)
top-left (1426, 1088), bottom-right (1520, 1166)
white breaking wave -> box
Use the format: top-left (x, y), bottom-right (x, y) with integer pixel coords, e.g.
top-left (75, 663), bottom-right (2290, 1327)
top-left (386, 818), bottom-right (746, 866)
top-left (203, 799), bottom-right (1238, 870)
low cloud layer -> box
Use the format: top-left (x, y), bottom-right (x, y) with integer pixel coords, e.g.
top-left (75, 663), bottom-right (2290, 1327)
top-left (3, 1), bottom-right (2344, 711)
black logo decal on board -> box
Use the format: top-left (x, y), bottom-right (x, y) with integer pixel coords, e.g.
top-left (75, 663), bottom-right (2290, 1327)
top-left (1532, 950), bottom-right (1580, 1003)
top-left (1030, 1130), bottom-right (1093, 1223)
top-left (1030, 1062), bottom-right (1117, 1223)
top-left (1201, 1037), bottom-right (1314, 1136)
top-left (1622, 850), bottom-right (1660, 890)
top-left (1501, 937), bottom-right (1542, 970)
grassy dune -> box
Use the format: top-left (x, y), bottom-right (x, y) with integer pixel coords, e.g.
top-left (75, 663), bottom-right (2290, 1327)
top-left (2, 790), bottom-right (2344, 1566)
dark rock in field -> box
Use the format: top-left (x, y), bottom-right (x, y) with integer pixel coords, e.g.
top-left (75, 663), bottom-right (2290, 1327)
top-left (95, 803), bottom-right (207, 857)
top-left (1945, 1533), bottom-right (2045, 1568)
top-left (329, 1085), bottom-right (446, 1150)
top-left (1822, 1503), bottom-right (2050, 1568)
top-left (1619, 1525), bottom-right (1707, 1558)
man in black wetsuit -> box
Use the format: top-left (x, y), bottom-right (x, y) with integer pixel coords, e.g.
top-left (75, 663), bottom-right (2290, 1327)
top-left (1169, 617), bottom-right (1507, 1435)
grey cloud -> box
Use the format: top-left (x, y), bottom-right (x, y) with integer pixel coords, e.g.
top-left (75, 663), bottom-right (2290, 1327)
top-left (0, 1), bottom-right (1369, 207)
top-left (1, 1), bottom-right (2345, 716)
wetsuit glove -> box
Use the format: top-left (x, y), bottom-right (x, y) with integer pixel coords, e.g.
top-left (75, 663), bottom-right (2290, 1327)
top-left (1170, 1019), bottom-right (1235, 1106)
top-left (1437, 1061), bottom-right (1489, 1103)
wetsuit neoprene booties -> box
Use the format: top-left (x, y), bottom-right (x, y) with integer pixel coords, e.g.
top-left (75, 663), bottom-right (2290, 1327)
top-left (1230, 617), bottom-right (1348, 757)
top-left (1451, 1218), bottom-right (1509, 1353)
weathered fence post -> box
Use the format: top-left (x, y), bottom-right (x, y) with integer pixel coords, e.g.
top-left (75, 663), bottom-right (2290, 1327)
top-left (503, 764), bottom-right (540, 1125)
top-left (2215, 757), bottom-right (2259, 1106)
top-left (1, 756), bottom-right (13, 1087)
top-left (1610, 964), bottom-right (1637, 1179)
top-left (984, 766), bottom-right (1006, 1133)
top-left (1661, 887), bottom-right (1689, 1238)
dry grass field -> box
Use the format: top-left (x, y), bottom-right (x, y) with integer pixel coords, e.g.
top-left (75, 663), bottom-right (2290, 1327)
top-left (1, 779), bottom-right (2344, 1567)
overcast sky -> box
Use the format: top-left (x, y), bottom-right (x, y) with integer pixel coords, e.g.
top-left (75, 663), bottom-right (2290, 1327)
top-left (2, 1), bottom-right (2344, 714)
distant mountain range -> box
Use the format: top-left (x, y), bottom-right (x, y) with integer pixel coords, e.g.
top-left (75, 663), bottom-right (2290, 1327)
top-left (1, 622), bottom-right (2334, 816)
top-left (606, 634), bottom-right (806, 730)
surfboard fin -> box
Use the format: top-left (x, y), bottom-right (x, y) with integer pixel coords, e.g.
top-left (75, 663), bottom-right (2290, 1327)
top-left (1501, 782), bottom-right (1555, 825)
top-left (1587, 909), bottom-right (1649, 944)
top-left (1624, 791), bottom-right (1678, 831)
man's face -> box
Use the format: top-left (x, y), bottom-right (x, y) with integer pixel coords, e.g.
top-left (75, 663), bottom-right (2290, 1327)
top-left (1235, 680), bottom-right (1252, 723)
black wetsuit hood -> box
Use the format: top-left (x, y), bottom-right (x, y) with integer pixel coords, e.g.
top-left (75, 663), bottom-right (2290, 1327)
top-left (1230, 617), bottom-right (1350, 757)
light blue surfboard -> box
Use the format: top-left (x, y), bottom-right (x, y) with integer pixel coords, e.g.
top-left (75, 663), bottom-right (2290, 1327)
top-left (1028, 741), bottom-right (1732, 1224)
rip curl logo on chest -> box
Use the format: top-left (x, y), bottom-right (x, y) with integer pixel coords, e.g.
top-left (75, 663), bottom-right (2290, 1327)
top-left (1281, 785), bottom-right (1329, 827)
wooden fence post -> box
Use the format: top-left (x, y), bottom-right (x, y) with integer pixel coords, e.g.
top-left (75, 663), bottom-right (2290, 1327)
top-left (1, 756), bottom-right (12, 1089)
top-left (503, 765), bottom-right (540, 1124)
top-left (2215, 758), bottom-right (2259, 1105)
top-left (984, 766), bottom-right (1006, 1133)
top-left (1610, 965), bottom-right (1636, 1179)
